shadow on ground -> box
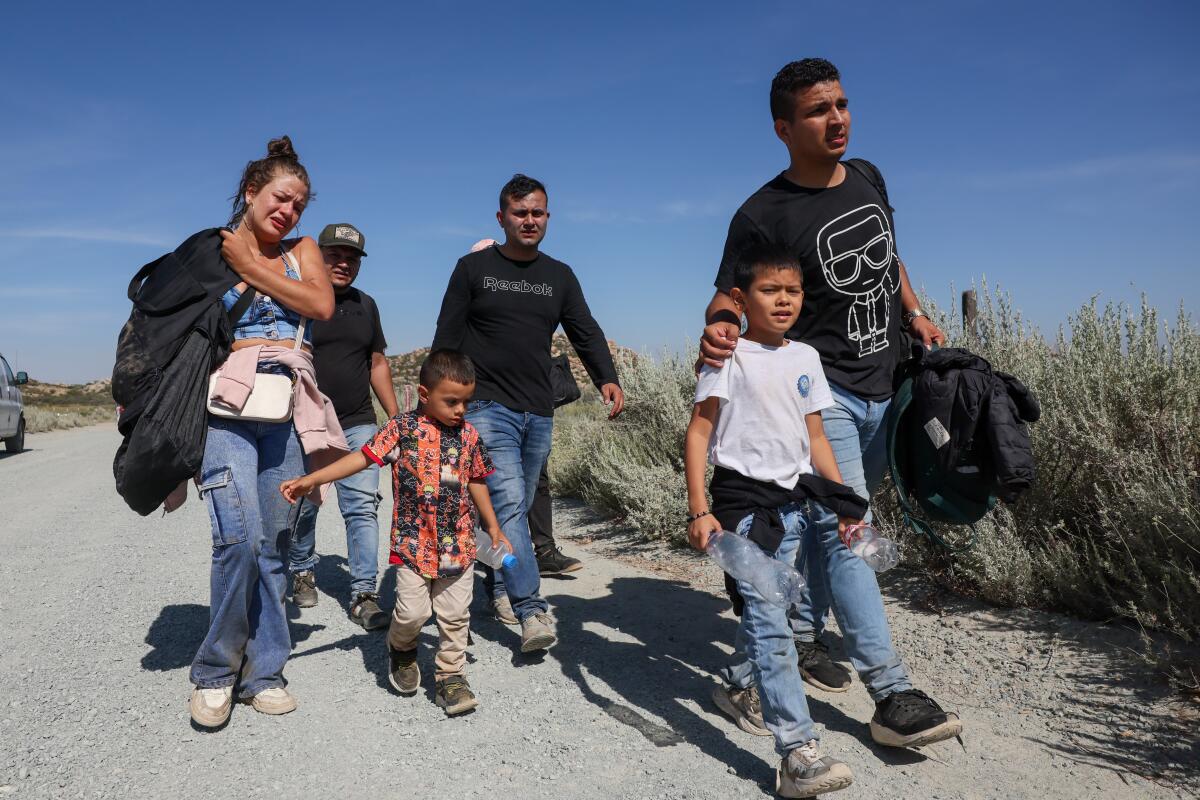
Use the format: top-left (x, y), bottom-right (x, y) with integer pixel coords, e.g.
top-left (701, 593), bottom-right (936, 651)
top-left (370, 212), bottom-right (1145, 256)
top-left (873, 568), bottom-right (1200, 789)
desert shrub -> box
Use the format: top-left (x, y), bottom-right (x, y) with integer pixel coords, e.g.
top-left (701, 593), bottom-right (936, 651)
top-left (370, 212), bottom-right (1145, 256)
top-left (550, 349), bottom-right (697, 544)
top-left (550, 289), bottom-right (1200, 638)
top-left (25, 404), bottom-right (115, 433)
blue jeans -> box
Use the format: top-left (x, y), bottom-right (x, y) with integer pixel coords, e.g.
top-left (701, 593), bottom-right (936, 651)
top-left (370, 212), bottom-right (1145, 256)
top-left (289, 423), bottom-right (382, 596)
top-left (723, 504), bottom-right (817, 753)
top-left (190, 415), bottom-right (303, 698)
top-left (791, 383), bottom-right (911, 700)
top-left (465, 400), bottom-right (553, 622)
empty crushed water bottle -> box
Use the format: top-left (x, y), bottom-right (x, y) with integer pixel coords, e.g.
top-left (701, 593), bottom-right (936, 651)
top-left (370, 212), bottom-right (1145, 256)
top-left (705, 529), bottom-right (807, 610)
top-left (474, 528), bottom-right (518, 571)
top-left (842, 523), bottom-right (900, 572)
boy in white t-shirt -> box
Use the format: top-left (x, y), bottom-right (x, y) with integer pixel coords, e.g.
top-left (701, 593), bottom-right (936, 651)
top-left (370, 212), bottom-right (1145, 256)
top-left (684, 243), bottom-right (866, 798)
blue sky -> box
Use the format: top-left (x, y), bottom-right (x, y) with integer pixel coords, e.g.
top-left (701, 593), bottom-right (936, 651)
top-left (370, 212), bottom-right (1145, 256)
top-left (2, 0), bottom-right (1197, 382)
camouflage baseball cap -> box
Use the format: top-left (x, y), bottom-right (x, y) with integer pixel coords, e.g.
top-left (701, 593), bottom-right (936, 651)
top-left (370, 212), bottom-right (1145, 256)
top-left (317, 223), bottom-right (367, 256)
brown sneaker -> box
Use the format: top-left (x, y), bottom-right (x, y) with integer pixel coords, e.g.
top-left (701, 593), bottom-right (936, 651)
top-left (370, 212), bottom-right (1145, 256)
top-left (488, 595), bottom-right (519, 626)
top-left (249, 687), bottom-right (297, 716)
top-left (291, 570), bottom-right (318, 608)
top-left (519, 611), bottom-right (558, 653)
top-left (350, 592), bottom-right (389, 630)
top-left (776, 740), bottom-right (853, 798)
top-left (711, 683), bottom-right (770, 736)
top-left (189, 686), bottom-right (232, 728)
top-left (435, 676), bottom-right (479, 716)
top-left (387, 647), bottom-right (421, 695)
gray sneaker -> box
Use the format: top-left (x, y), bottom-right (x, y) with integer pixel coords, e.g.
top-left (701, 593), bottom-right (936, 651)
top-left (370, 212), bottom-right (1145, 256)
top-left (776, 740), bottom-right (853, 798)
top-left (711, 683), bottom-right (770, 736)
top-left (519, 611), bottom-right (558, 653)
top-left (292, 570), bottom-right (317, 608)
top-left (488, 595), bottom-right (519, 626)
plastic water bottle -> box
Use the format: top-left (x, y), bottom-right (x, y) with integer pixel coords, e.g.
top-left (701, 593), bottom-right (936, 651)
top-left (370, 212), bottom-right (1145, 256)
top-left (705, 530), bottom-right (807, 610)
top-left (474, 528), bottom-right (518, 571)
top-left (842, 523), bottom-right (900, 572)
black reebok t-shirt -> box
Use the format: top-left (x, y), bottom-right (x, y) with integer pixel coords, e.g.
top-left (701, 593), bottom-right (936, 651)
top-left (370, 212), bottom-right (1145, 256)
top-left (714, 162), bottom-right (902, 400)
top-left (431, 246), bottom-right (619, 417)
top-left (311, 287), bottom-right (388, 429)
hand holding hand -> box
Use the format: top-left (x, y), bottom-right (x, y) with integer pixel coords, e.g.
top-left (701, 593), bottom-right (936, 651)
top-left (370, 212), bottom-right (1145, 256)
top-left (699, 321), bottom-right (740, 369)
top-left (600, 383), bottom-right (625, 418)
top-left (280, 476), bottom-right (315, 504)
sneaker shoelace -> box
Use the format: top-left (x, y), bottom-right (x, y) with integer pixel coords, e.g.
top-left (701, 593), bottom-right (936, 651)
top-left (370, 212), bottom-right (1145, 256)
top-left (794, 739), bottom-right (822, 765)
top-left (885, 689), bottom-right (943, 723)
top-left (745, 685), bottom-right (762, 715)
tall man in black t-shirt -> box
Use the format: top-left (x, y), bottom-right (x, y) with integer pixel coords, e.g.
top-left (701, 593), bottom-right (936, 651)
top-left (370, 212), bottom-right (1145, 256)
top-left (433, 174), bottom-right (624, 654)
top-left (289, 223), bottom-right (399, 631)
top-left (700, 60), bottom-right (962, 753)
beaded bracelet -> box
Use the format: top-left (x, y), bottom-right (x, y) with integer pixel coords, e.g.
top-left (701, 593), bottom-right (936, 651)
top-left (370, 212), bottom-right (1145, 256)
top-left (686, 509), bottom-right (713, 523)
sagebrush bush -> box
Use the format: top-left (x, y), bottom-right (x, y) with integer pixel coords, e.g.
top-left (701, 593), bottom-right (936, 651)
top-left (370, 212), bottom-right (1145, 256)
top-left (25, 404), bottom-right (115, 433)
top-left (550, 289), bottom-right (1200, 638)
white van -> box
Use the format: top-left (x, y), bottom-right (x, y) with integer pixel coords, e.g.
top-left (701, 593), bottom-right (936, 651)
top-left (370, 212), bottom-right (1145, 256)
top-left (0, 353), bottom-right (28, 453)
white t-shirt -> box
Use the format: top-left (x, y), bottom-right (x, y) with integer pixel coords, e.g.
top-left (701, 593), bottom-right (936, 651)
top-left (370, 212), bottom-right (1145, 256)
top-left (695, 338), bottom-right (834, 489)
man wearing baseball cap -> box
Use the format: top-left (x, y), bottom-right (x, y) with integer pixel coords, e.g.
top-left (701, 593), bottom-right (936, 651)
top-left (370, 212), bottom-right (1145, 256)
top-left (289, 223), bottom-right (399, 630)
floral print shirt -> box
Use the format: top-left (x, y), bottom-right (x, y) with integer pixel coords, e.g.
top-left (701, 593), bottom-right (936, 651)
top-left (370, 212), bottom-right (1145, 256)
top-left (362, 411), bottom-right (494, 579)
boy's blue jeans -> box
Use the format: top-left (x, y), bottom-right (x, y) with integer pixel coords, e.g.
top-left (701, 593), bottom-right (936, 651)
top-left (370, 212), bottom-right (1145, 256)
top-left (288, 423), bottom-right (382, 596)
top-left (465, 400), bottom-right (552, 622)
top-left (190, 416), bottom-right (303, 698)
top-left (723, 384), bottom-right (912, 702)
top-left (725, 504), bottom-right (818, 753)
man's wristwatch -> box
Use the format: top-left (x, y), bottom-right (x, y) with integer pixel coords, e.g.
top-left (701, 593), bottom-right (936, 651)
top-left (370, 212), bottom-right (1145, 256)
top-left (902, 307), bottom-right (928, 330)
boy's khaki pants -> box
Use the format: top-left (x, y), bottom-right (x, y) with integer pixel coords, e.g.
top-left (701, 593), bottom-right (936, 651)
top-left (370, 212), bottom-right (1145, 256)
top-left (387, 567), bottom-right (474, 679)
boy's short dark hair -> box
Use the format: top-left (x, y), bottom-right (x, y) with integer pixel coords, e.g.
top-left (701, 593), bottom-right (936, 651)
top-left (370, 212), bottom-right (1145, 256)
top-left (419, 349), bottom-right (476, 388)
top-left (499, 173), bottom-right (547, 211)
top-left (770, 58), bottom-right (841, 121)
top-left (732, 243), bottom-right (802, 292)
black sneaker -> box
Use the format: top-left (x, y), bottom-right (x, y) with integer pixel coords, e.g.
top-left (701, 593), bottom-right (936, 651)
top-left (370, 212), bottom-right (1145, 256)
top-left (350, 593), bottom-right (389, 631)
top-left (536, 546), bottom-right (583, 576)
top-left (435, 676), bottom-right (479, 716)
top-left (387, 647), bottom-right (420, 695)
top-left (291, 570), bottom-right (318, 608)
top-left (870, 688), bottom-right (963, 748)
top-left (796, 639), bottom-right (851, 693)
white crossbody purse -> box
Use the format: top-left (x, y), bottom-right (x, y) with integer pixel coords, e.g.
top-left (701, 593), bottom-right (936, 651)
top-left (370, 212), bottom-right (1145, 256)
top-left (207, 245), bottom-right (308, 424)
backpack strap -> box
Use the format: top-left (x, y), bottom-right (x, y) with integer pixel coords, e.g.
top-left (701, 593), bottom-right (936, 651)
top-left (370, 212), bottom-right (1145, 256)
top-left (227, 286), bottom-right (256, 327)
top-left (845, 158), bottom-right (891, 210)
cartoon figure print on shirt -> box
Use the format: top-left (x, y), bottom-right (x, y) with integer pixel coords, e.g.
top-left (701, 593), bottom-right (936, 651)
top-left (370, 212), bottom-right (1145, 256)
top-left (816, 203), bottom-right (899, 357)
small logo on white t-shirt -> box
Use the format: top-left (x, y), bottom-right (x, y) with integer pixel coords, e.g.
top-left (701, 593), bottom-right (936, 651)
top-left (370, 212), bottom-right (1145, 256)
top-left (797, 374), bottom-right (812, 398)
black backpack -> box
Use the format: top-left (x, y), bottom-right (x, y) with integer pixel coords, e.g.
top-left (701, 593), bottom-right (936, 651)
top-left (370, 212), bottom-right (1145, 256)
top-left (112, 229), bottom-right (252, 514)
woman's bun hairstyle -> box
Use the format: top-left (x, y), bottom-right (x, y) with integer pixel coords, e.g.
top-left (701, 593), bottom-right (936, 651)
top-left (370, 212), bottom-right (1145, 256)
top-left (228, 135), bottom-right (313, 228)
top-left (266, 135), bottom-right (299, 162)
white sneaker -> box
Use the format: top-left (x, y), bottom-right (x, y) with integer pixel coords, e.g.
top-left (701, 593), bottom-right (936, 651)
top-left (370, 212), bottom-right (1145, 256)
top-left (249, 686), bottom-right (297, 716)
top-left (776, 740), bottom-right (853, 798)
top-left (189, 686), bottom-right (233, 727)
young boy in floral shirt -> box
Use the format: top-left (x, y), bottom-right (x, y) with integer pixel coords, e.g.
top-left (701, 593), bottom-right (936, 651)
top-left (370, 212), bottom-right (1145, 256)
top-left (281, 349), bottom-right (510, 715)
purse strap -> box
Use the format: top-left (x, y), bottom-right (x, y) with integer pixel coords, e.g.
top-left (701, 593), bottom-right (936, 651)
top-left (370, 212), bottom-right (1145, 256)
top-left (278, 242), bottom-right (309, 351)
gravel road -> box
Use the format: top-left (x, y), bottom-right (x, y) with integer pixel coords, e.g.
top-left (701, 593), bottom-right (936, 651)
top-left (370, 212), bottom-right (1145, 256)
top-left (1, 425), bottom-right (1195, 799)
